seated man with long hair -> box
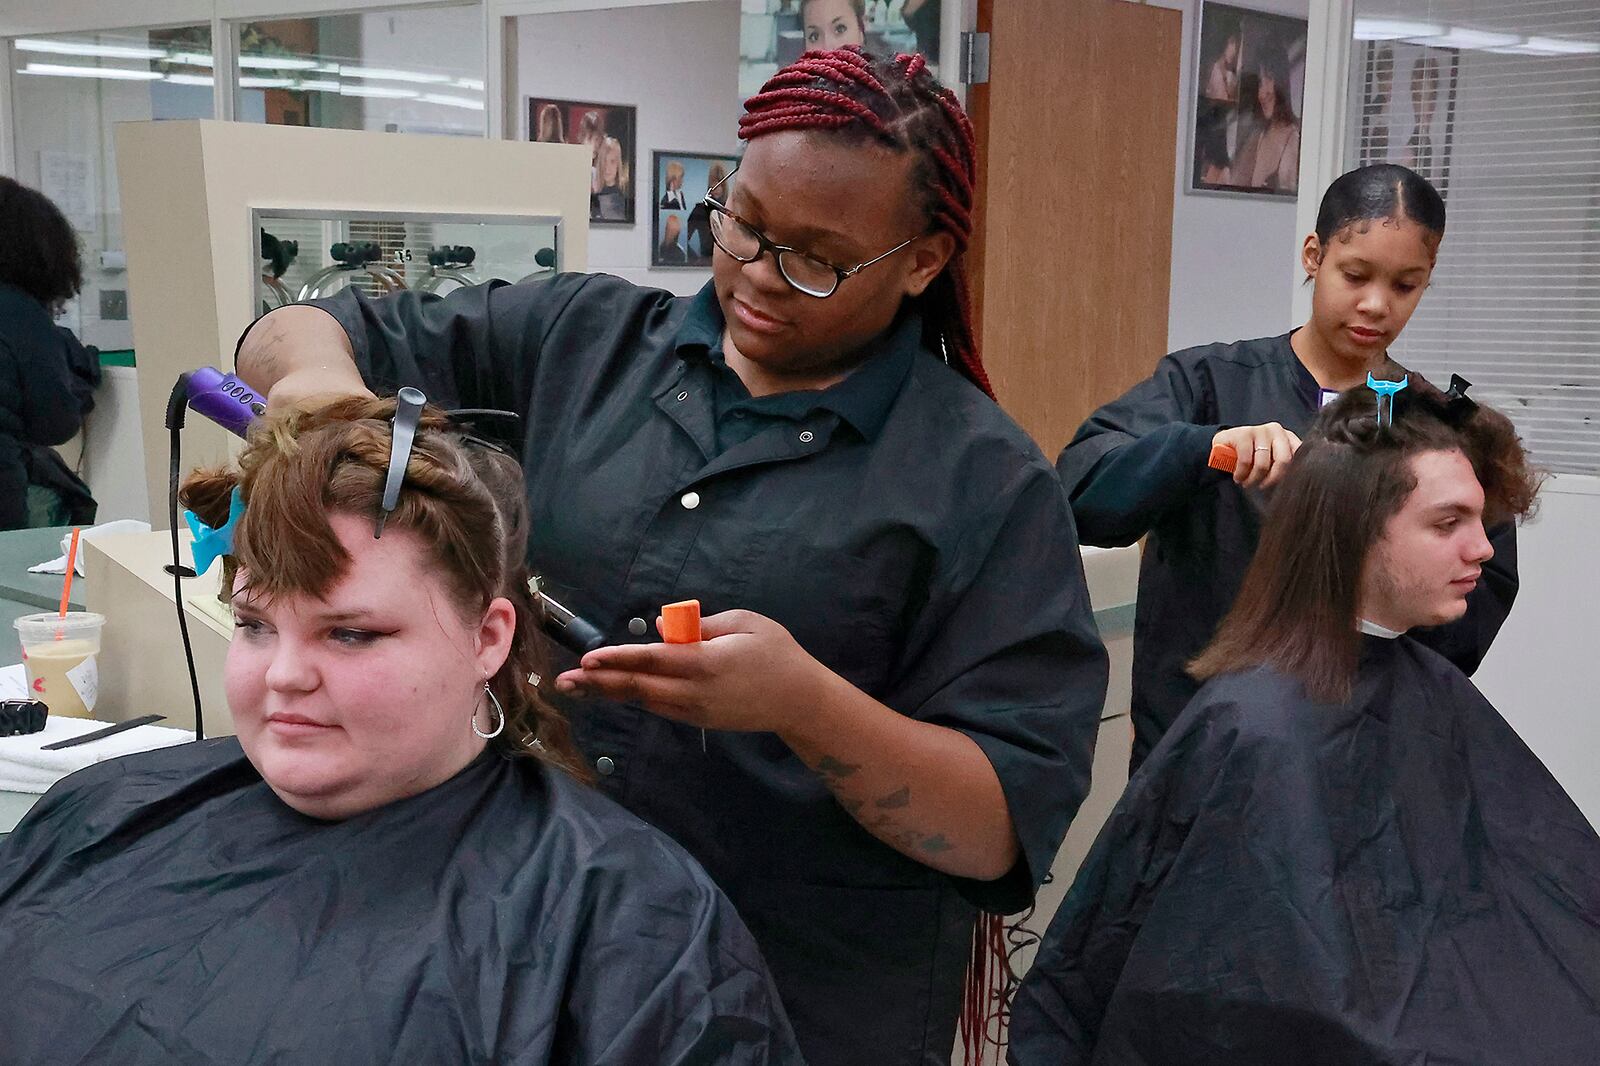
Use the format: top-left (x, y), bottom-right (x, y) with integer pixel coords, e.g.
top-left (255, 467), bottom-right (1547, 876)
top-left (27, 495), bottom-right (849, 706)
top-left (1010, 379), bottom-right (1600, 1064)
top-left (0, 398), bottom-right (802, 1064)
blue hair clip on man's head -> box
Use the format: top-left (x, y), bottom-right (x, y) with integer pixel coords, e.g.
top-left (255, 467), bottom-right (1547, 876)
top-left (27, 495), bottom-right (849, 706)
top-left (1367, 372), bottom-right (1410, 428)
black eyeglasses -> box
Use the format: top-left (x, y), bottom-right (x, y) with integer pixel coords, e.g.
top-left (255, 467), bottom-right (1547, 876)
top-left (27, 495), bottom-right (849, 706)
top-left (702, 166), bottom-right (921, 299)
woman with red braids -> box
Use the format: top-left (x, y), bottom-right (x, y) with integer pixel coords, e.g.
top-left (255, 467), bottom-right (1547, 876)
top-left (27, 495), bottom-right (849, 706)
top-left (235, 48), bottom-right (1107, 1065)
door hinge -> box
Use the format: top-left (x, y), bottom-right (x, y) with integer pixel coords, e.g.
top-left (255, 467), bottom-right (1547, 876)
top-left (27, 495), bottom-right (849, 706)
top-left (959, 31), bottom-right (991, 86)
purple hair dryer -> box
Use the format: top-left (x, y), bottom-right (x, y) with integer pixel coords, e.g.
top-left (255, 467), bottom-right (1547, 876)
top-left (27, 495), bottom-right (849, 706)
top-left (185, 366), bottom-right (266, 437)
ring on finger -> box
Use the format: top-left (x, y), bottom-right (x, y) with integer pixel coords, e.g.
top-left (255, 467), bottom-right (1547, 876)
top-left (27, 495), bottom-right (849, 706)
top-left (1254, 445), bottom-right (1272, 452)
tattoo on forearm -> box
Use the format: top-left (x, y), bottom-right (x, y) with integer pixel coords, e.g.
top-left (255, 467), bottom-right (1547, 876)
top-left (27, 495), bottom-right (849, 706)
top-left (875, 786), bottom-right (911, 810)
top-left (813, 761), bottom-right (963, 861)
top-left (814, 755), bottom-right (861, 782)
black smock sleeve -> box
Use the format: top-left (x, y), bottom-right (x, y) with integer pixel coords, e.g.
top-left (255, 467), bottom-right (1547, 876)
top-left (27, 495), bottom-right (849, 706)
top-left (555, 830), bottom-right (805, 1065)
top-left (10, 323), bottom-right (92, 448)
top-left (1055, 354), bottom-right (1222, 548)
top-left (1408, 521), bottom-right (1518, 675)
top-left (906, 462), bottom-right (1110, 914)
top-left (285, 274), bottom-right (594, 411)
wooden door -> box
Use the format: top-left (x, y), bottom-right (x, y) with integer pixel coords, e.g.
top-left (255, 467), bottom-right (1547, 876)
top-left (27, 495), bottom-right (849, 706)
top-left (968, 0), bottom-right (1183, 456)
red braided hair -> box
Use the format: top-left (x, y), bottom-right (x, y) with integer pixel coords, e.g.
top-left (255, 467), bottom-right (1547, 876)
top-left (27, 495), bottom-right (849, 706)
top-left (739, 47), bottom-right (993, 400)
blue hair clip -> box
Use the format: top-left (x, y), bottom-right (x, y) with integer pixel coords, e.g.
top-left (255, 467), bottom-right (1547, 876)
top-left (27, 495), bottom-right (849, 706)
top-left (183, 486), bottom-right (245, 576)
top-left (1367, 373), bottom-right (1410, 427)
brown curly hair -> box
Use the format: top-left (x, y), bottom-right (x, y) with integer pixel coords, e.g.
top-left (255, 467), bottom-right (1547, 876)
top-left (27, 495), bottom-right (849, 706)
top-left (1191, 374), bottom-right (1543, 702)
top-left (179, 396), bottom-right (588, 780)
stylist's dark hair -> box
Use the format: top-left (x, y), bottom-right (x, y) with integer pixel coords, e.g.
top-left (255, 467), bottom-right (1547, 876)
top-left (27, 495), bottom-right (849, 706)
top-left (179, 397), bottom-right (590, 780)
top-left (0, 175), bottom-right (84, 309)
top-left (739, 47), bottom-right (992, 398)
top-left (1315, 162), bottom-right (1446, 249)
top-left (1190, 375), bottom-right (1541, 703)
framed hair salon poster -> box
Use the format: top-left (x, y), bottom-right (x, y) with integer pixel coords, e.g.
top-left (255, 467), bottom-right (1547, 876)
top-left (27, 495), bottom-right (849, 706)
top-left (651, 151), bottom-right (739, 268)
top-left (1353, 42), bottom-right (1460, 199)
top-left (528, 97), bottom-right (637, 225)
top-left (1189, 1), bottom-right (1308, 198)
top-left (738, 0), bottom-right (946, 99)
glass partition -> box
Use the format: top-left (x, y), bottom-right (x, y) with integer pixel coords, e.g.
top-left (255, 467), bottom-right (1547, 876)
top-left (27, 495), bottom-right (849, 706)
top-left (10, 26), bottom-right (215, 350)
top-left (234, 7), bottom-right (485, 136)
top-left (254, 209), bottom-right (561, 314)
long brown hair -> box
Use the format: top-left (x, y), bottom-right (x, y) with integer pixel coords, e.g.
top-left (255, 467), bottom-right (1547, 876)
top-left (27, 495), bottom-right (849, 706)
top-left (1190, 376), bottom-right (1541, 702)
top-left (179, 396), bottom-right (588, 779)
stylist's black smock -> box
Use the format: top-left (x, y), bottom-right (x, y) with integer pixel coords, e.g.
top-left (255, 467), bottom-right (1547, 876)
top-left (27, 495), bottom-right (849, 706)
top-left (0, 282), bottom-right (100, 529)
top-left (1056, 332), bottom-right (1517, 770)
top-left (308, 274), bottom-right (1110, 1066)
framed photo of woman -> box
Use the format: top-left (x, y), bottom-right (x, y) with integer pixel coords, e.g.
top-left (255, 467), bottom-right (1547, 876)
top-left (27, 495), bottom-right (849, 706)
top-left (1189, 1), bottom-right (1308, 198)
top-left (528, 97), bottom-right (638, 225)
top-left (1353, 41), bottom-right (1459, 198)
top-left (651, 150), bottom-right (740, 268)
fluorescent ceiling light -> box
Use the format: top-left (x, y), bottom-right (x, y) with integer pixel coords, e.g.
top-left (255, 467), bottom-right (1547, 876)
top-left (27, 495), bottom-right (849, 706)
top-left (238, 55), bottom-right (320, 71)
top-left (337, 64), bottom-right (453, 85)
top-left (455, 77), bottom-right (486, 91)
top-left (1410, 28), bottom-right (1522, 50)
top-left (164, 73), bottom-right (215, 87)
top-left (21, 62), bottom-right (162, 81)
top-left (294, 79), bottom-right (341, 92)
top-left (1353, 18), bottom-right (1445, 41)
top-left (239, 76), bottom-right (294, 89)
top-left (340, 84), bottom-right (418, 99)
top-left (169, 52), bottom-right (215, 67)
top-left (1489, 36), bottom-right (1600, 56)
top-left (419, 92), bottom-right (485, 110)
top-left (15, 38), bottom-right (164, 61)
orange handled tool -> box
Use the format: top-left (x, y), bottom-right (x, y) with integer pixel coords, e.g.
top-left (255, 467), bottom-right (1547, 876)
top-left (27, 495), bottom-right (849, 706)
top-left (1207, 443), bottom-right (1238, 474)
top-left (660, 599), bottom-right (702, 644)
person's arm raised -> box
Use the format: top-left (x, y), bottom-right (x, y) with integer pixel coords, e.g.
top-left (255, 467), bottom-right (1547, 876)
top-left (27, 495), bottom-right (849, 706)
top-left (236, 304), bottom-right (373, 411)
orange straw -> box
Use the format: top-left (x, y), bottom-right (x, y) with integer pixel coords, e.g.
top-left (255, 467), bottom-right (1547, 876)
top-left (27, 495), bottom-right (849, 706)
top-left (58, 527), bottom-right (82, 622)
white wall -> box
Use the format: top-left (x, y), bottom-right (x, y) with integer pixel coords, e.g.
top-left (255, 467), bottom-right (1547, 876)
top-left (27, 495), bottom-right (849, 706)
top-left (1154, 0), bottom-right (1309, 354)
top-left (1472, 475), bottom-right (1600, 828)
top-left (514, 0), bottom-right (741, 295)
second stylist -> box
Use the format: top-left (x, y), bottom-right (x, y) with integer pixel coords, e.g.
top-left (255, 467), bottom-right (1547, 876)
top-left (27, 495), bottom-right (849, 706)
top-left (238, 48), bottom-right (1108, 1066)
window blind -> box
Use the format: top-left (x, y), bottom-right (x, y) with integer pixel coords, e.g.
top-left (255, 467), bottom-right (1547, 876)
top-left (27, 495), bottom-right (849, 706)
top-left (1348, 1), bottom-right (1600, 473)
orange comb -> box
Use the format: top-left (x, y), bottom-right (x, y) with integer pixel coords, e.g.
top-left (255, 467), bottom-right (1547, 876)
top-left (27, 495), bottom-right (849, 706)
top-left (660, 600), bottom-right (702, 644)
top-left (1207, 443), bottom-right (1238, 474)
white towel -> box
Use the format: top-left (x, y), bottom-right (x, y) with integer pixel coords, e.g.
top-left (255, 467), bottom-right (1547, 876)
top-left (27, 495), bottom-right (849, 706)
top-left (27, 519), bottom-right (153, 576)
top-left (0, 713), bottom-right (192, 796)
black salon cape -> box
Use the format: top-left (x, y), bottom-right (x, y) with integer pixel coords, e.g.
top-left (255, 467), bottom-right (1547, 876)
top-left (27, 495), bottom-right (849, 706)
top-left (1009, 636), bottom-right (1600, 1065)
top-left (300, 274), bottom-right (1109, 1066)
top-left (0, 739), bottom-right (805, 1065)
top-left (1057, 333), bottom-right (1518, 768)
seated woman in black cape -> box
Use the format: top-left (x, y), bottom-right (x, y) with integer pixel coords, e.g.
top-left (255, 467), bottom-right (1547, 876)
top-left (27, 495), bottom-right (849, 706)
top-left (0, 398), bottom-right (803, 1065)
top-left (1009, 379), bottom-right (1600, 1064)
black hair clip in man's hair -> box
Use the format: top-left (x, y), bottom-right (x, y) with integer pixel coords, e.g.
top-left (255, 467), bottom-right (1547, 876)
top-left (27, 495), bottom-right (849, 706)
top-left (1443, 373), bottom-right (1478, 426)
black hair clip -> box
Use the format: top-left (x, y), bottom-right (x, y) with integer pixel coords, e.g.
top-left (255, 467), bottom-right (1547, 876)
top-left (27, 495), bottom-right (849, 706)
top-left (448, 408), bottom-right (522, 457)
top-left (1443, 373), bottom-right (1478, 425)
top-left (0, 699), bottom-right (48, 738)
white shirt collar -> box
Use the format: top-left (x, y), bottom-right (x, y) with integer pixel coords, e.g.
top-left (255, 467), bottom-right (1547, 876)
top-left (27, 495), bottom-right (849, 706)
top-left (1358, 618), bottom-right (1405, 639)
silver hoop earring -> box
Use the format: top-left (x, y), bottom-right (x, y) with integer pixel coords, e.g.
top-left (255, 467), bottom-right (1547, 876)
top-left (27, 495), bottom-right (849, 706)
top-left (473, 681), bottom-right (505, 740)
